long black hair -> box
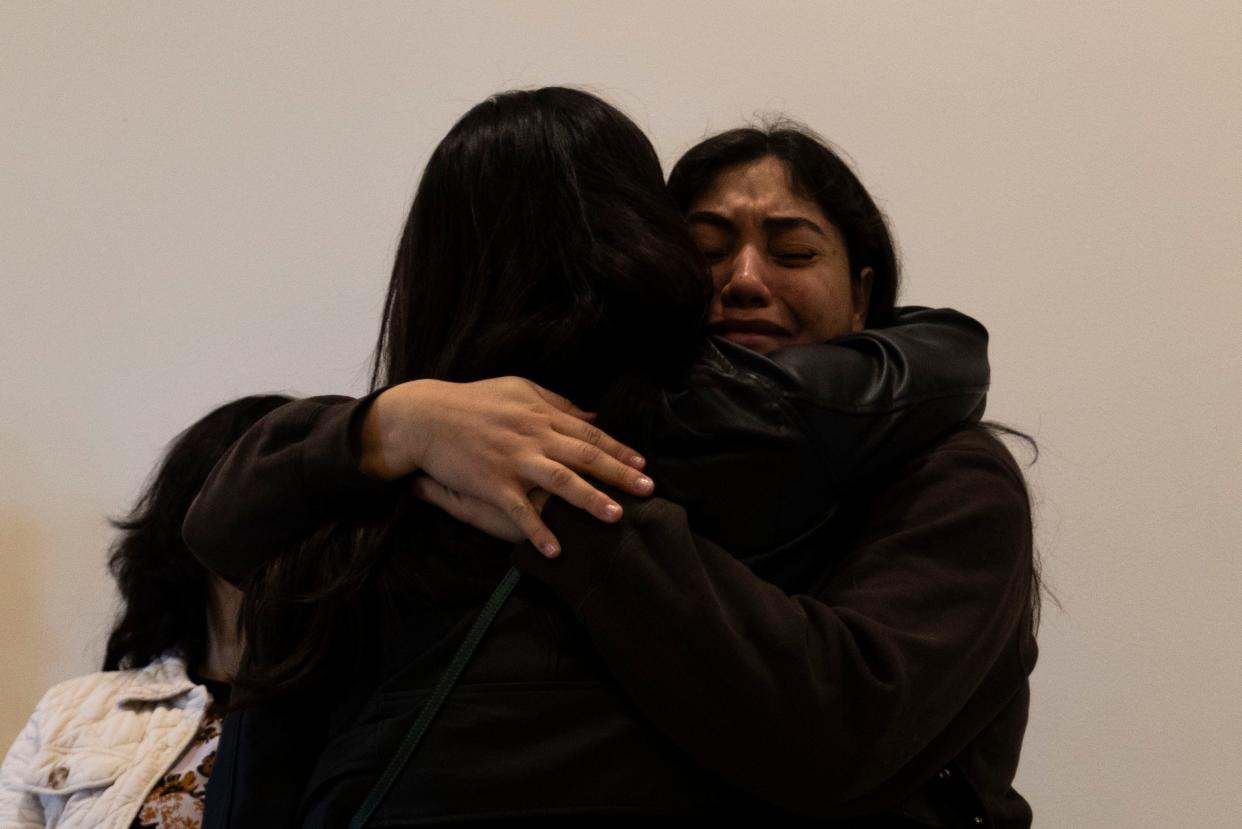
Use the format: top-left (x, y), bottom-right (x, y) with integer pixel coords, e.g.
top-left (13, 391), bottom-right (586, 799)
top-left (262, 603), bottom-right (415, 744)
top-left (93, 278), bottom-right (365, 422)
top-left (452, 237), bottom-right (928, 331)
top-left (103, 394), bottom-right (292, 672)
top-left (373, 86), bottom-right (710, 417)
top-left (233, 87), bottom-right (712, 702)
top-left (667, 120), bottom-right (901, 327)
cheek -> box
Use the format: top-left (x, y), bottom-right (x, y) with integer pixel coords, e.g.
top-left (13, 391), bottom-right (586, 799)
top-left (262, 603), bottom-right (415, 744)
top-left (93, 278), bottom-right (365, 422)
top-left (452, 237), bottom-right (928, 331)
top-left (785, 270), bottom-right (854, 340)
top-left (706, 265), bottom-right (730, 320)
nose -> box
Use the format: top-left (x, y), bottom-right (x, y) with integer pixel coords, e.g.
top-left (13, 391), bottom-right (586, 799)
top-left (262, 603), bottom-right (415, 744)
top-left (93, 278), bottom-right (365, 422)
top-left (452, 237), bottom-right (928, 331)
top-left (719, 245), bottom-right (772, 308)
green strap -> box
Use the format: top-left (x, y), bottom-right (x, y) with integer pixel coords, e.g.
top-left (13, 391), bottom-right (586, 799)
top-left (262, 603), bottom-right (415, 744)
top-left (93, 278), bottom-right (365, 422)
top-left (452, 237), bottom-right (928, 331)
top-left (348, 565), bottom-right (522, 829)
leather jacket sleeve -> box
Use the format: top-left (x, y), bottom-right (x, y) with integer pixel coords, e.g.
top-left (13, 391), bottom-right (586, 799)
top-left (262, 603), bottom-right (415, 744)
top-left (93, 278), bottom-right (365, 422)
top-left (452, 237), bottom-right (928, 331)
top-left (767, 306), bottom-right (989, 486)
top-left (183, 307), bottom-right (988, 582)
top-left (641, 306), bottom-right (988, 573)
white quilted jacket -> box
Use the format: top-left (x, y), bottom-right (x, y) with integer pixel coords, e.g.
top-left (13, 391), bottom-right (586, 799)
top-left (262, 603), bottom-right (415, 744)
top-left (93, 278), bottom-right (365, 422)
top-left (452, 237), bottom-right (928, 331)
top-left (0, 655), bottom-right (211, 829)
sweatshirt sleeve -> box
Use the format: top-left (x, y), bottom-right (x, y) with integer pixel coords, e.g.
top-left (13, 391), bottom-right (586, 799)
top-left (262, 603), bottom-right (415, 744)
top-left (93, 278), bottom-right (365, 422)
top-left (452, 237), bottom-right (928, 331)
top-left (512, 430), bottom-right (1033, 818)
top-left (183, 391), bottom-right (390, 581)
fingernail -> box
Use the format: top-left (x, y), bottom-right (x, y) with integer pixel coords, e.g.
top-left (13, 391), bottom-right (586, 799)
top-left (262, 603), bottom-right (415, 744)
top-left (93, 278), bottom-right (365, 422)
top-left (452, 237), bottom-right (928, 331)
top-left (540, 541), bottom-right (560, 558)
top-left (602, 502), bottom-right (622, 520)
top-left (628, 454), bottom-right (646, 469)
top-left (634, 475), bottom-right (654, 494)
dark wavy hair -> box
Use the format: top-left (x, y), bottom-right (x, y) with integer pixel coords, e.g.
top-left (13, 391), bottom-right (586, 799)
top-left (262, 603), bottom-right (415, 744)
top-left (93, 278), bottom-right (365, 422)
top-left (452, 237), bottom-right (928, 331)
top-left (102, 394), bottom-right (293, 672)
top-left (233, 87), bottom-right (712, 702)
top-left (667, 121), bottom-right (901, 327)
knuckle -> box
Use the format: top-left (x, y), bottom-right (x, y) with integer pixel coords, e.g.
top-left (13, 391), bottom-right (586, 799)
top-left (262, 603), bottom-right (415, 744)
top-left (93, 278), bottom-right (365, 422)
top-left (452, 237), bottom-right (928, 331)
top-left (507, 501), bottom-right (529, 522)
top-left (576, 442), bottom-right (601, 464)
top-left (582, 425), bottom-right (604, 447)
top-left (513, 415), bottom-right (540, 437)
top-left (523, 403), bottom-right (550, 423)
top-left (549, 466), bottom-right (574, 488)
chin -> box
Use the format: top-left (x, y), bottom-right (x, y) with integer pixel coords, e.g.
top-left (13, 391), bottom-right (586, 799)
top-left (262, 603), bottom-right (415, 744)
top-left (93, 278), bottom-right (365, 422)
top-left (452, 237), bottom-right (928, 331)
top-left (723, 332), bottom-right (786, 355)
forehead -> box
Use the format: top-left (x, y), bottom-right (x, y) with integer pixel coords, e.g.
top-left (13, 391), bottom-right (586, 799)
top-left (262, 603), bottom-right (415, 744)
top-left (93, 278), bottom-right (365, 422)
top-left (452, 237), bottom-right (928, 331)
top-left (690, 156), bottom-right (831, 228)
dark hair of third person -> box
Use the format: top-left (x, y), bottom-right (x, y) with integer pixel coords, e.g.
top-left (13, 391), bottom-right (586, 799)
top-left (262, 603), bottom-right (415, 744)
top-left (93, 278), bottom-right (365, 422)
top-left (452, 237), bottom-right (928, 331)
top-left (103, 394), bottom-right (293, 673)
top-left (667, 122), bottom-right (900, 328)
top-left (233, 88), bottom-right (714, 703)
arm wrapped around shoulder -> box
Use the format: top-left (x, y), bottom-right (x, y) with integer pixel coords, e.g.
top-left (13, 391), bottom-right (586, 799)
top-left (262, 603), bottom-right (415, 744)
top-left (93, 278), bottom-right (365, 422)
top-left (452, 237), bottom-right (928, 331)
top-left (182, 393), bottom-right (386, 581)
top-left (514, 426), bottom-right (1036, 818)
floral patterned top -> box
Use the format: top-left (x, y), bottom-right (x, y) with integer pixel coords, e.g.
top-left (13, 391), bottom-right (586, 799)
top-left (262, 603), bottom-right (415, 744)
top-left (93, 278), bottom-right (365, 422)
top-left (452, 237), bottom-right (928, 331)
top-left (130, 678), bottom-right (228, 829)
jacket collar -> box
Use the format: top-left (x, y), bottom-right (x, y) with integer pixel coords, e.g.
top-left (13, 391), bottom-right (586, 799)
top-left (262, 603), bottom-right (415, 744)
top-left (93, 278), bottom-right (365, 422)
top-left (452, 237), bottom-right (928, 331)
top-left (116, 652), bottom-right (199, 704)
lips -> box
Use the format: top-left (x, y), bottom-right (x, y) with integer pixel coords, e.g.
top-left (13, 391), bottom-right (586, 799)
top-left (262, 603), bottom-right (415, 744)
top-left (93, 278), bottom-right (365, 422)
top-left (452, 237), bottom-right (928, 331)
top-left (708, 318), bottom-right (792, 338)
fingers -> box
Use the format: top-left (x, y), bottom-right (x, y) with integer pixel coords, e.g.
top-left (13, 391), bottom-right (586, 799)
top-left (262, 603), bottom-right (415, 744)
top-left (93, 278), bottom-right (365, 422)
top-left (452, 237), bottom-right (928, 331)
top-left (550, 412), bottom-right (647, 472)
top-left (500, 490), bottom-right (562, 558)
top-left (528, 458), bottom-right (634, 527)
top-left (412, 477), bottom-right (549, 551)
top-left (543, 430), bottom-right (653, 498)
top-left (530, 382), bottom-right (592, 421)
top-left (411, 477), bottom-right (488, 530)
top-left (511, 377), bottom-right (645, 471)
top-left (412, 476), bottom-right (465, 516)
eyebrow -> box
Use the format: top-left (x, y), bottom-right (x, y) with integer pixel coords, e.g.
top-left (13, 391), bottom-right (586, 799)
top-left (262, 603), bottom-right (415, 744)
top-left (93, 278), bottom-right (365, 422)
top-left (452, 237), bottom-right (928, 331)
top-left (761, 216), bottom-right (830, 237)
top-left (686, 211), bottom-right (829, 238)
top-left (686, 211), bottom-right (733, 231)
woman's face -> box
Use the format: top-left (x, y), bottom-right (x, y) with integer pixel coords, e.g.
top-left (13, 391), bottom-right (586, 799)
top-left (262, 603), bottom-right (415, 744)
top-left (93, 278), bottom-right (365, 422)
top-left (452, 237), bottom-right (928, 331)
top-left (686, 156), bottom-right (872, 354)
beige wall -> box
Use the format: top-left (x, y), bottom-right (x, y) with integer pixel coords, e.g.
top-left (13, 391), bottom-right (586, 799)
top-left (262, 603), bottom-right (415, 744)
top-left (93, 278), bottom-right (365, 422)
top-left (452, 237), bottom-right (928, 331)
top-left (3, 2), bottom-right (1239, 824)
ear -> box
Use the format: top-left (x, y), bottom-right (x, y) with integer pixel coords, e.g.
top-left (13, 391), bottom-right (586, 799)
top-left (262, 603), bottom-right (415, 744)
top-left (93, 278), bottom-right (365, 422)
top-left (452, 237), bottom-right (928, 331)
top-left (850, 266), bottom-right (874, 331)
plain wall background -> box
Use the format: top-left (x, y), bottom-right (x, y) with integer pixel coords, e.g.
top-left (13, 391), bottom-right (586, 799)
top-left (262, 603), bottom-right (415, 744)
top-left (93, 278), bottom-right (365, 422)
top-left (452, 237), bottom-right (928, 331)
top-left (3, 2), bottom-right (1239, 825)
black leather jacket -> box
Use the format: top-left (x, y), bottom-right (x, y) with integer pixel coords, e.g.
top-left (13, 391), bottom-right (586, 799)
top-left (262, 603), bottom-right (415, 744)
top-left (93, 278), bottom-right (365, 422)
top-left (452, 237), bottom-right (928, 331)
top-left (193, 307), bottom-right (996, 827)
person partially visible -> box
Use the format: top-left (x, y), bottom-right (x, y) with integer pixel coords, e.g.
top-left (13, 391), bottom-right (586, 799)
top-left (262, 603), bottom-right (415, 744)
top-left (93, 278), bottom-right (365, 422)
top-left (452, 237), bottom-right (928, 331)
top-left (0, 395), bottom-right (291, 829)
top-left (510, 125), bottom-right (1039, 826)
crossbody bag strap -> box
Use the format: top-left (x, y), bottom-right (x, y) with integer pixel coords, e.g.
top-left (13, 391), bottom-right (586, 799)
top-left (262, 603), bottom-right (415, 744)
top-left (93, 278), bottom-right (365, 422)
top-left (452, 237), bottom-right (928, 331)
top-left (348, 565), bottom-right (522, 829)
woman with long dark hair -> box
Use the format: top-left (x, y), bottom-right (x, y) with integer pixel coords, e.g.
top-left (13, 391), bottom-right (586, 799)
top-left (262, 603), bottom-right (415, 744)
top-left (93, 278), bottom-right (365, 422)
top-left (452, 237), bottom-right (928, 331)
top-left (0, 394), bottom-right (290, 829)
top-left (187, 88), bottom-right (1020, 827)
